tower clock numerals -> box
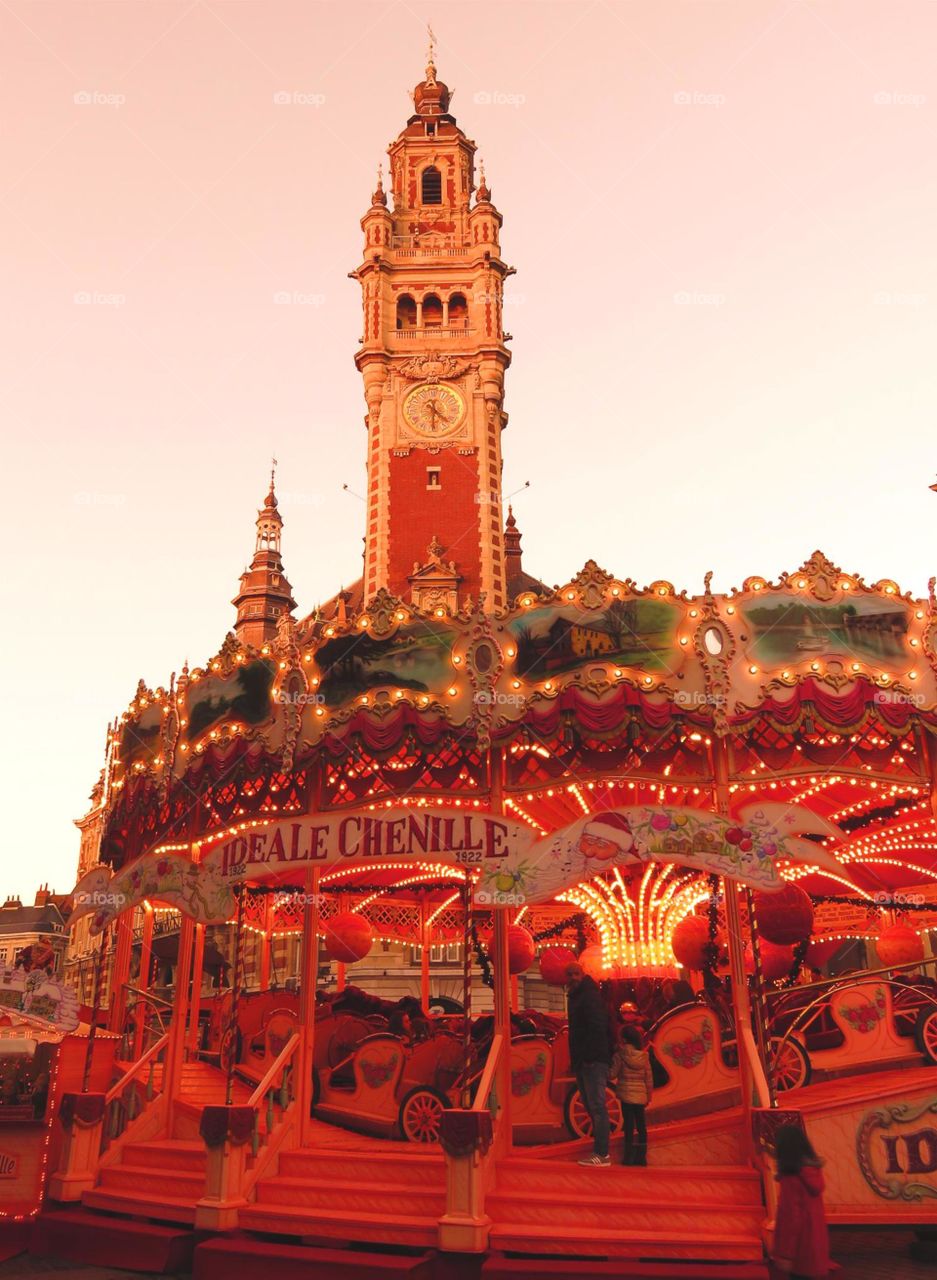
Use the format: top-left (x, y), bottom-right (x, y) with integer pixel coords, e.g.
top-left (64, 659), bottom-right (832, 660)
top-left (402, 382), bottom-right (467, 438)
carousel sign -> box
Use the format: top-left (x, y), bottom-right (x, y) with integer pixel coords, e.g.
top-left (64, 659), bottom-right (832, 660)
top-left (858, 1098), bottom-right (937, 1202)
top-left (70, 801), bottom-right (844, 934)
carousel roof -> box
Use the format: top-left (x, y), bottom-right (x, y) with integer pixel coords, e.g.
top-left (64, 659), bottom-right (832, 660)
top-left (97, 549), bottom-right (937, 929)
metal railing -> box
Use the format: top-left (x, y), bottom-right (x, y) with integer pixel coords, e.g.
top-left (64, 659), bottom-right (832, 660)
top-left (102, 1030), bottom-right (169, 1151)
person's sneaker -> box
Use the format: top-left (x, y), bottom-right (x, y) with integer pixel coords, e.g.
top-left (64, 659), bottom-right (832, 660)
top-left (577, 1154), bottom-right (611, 1166)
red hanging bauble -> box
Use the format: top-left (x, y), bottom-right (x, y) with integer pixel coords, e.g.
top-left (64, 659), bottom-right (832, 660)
top-left (506, 925), bottom-right (536, 975)
top-left (539, 945), bottom-right (578, 986)
top-left (672, 915), bottom-right (718, 971)
top-left (752, 883), bottom-right (814, 946)
top-left (876, 924), bottom-right (924, 968)
top-left (324, 912), bottom-right (373, 964)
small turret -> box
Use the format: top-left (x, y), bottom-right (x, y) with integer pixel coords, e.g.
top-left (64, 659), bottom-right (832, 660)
top-left (232, 463), bottom-right (297, 648)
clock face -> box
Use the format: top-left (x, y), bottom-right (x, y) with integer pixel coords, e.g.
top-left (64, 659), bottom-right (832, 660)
top-left (402, 382), bottom-right (467, 438)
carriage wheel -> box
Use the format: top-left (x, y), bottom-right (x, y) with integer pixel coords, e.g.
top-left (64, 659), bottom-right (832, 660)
top-left (564, 1086), bottom-right (624, 1140)
top-left (914, 1009), bottom-right (937, 1064)
top-left (893, 986), bottom-right (921, 1038)
top-left (399, 1087), bottom-right (448, 1143)
top-left (768, 1036), bottom-right (811, 1092)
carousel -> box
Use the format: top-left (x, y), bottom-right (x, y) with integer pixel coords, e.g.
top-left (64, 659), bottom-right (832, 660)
top-left (13, 45), bottom-right (937, 1276)
top-left (15, 549), bottom-right (937, 1272)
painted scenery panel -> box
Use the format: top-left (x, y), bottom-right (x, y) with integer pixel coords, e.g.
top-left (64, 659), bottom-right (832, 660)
top-left (118, 703), bottom-right (162, 766)
top-left (740, 595), bottom-right (911, 667)
top-left (184, 659), bottom-right (276, 741)
top-left (316, 619), bottom-right (456, 706)
top-left (509, 599), bottom-right (682, 679)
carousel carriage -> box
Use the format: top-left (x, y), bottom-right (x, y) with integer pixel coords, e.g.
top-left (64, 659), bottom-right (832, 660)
top-left (311, 1024), bottom-right (470, 1142)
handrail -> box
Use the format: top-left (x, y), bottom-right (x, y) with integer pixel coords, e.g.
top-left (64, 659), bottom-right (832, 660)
top-left (738, 1024), bottom-right (771, 1109)
top-left (247, 1033), bottom-right (299, 1109)
top-left (763, 955), bottom-right (937, 1004)
top-left (471, 1032), bottom-right (503, 1112)
top-left (105, 1032), bottom-right (168, 1105)
top-left (123, 983), bottom-right (173, 1010)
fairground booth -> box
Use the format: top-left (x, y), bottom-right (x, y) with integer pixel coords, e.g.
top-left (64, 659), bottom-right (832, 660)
top-left (8, 48), bottom-right (937, 1280)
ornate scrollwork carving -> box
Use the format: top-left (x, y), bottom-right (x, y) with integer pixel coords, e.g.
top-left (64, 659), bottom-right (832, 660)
top-left (397, 352), bottom-right (472, 383)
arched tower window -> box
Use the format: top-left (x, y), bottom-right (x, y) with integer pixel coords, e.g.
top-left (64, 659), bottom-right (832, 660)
top-left (421, 165), bottom-right (442, 205)
top-left (448, 293), bottom-right (468, 328)
top-left (422, 294), bottom-right (443, 328)
top-left (396, 295), bottom-right (417, 329)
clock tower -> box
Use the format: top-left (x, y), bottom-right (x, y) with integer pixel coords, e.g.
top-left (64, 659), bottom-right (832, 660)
top-left (352, 45), bottom-right (513, 612)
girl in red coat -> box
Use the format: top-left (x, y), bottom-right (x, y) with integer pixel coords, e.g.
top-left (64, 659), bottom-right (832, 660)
top-left (772, 1124), bottom-right (831, 1279)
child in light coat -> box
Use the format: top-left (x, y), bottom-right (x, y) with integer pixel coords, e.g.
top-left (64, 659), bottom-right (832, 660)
top-left (609, 1022), bottom-right (653, 1166)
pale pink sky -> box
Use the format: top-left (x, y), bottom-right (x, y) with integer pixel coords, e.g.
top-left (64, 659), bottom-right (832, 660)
top-left (2, 1), bottom-right (936, 898)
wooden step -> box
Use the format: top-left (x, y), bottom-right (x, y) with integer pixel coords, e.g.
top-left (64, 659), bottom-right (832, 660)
top-left (99, 1165), bottom-right (205, 1199)
top-left (121, 1139), bottom-right (206, 1172)
top-left (254, 1175), bottom-right (445, 1215)
top-left (82, 1185), bottom-right (197, 1227)
top-left (238, 1202), bottom-right (438, 1248)
top-left (31, 1207), bottom-right (199, 1274)
top-left (482, 1256), bottom-right (768, 1279)
top-left (193, 1234), bottom-right (433, 1280)
top-left (495, 1158), bottom-right (762, 1206)
top-left (487, 1221), bottom-right (763, 1261)
top-left (487, 1190), bottom-right (762, 1237)
top-left (277, 1147), bottom-right (445, 1189)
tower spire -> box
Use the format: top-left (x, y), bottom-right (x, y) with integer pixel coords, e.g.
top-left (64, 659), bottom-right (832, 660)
top-left (232, 466), bottom-right (296, 647)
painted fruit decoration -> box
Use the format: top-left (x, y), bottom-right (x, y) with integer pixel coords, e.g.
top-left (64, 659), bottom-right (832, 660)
top-left (507, 925), bottom-right (536, 975)
top-left (875, 924), bottom-right (924, 968)
top-left (751, 882), bottom-right (814, 946)
top-left (539, 945), bottom-right (578, 986)
top-left (323, 912), bottom-right (373, 964)
top-left (671, 915), bottom-right (716, 971)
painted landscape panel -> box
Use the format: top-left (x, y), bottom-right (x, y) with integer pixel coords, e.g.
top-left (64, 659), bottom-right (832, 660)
top-left (740, 594), bottom-right (911, 667)
top-left (509, 599), bottom-right (682, 679)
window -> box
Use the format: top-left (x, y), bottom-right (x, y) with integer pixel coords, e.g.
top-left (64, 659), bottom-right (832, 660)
top-left (425, 123), bottom-right (435, 137)
top-left (421, 165), bottom-right (442, 205)
top-left (448, 292), bottom-right (468, 328)
top-left (396, 295), bottom-right (417, 329)
top-left (426, 467), bottom-right (441, 489)
top-left (422, 294), bottom-right (443, 328)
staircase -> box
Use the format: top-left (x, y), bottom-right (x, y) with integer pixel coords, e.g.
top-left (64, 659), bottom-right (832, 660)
top-left (487, 1155), bottom-right (765, 1262)
top-left (239, 1145), bottom-right (446, 1248)
top-left (82, 1061), bottom-right (251, 1224)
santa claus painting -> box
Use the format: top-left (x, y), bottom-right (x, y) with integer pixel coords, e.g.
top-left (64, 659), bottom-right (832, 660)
top-left (575, 812), bottom-right (638, 862)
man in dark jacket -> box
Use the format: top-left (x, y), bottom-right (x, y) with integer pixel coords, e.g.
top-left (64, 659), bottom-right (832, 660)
top-left (565, 961), bottom-right (612, 1166)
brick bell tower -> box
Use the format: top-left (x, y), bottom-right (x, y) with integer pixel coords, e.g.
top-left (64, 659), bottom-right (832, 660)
top-left (352, 40), bottom-right (513, 613)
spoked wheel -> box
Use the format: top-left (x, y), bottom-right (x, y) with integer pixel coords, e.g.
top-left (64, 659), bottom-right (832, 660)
top-left (768, 1036), bottom-right (811, 1092)
top-left (894, 987), bottom-right (922, 1038)
top-left (564, 1085), bottom-right (624, 1140)
top-left (399, 1086), bottom-right (448, 1143)
top-left (914, 1009), bottom-right (937, 1064)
